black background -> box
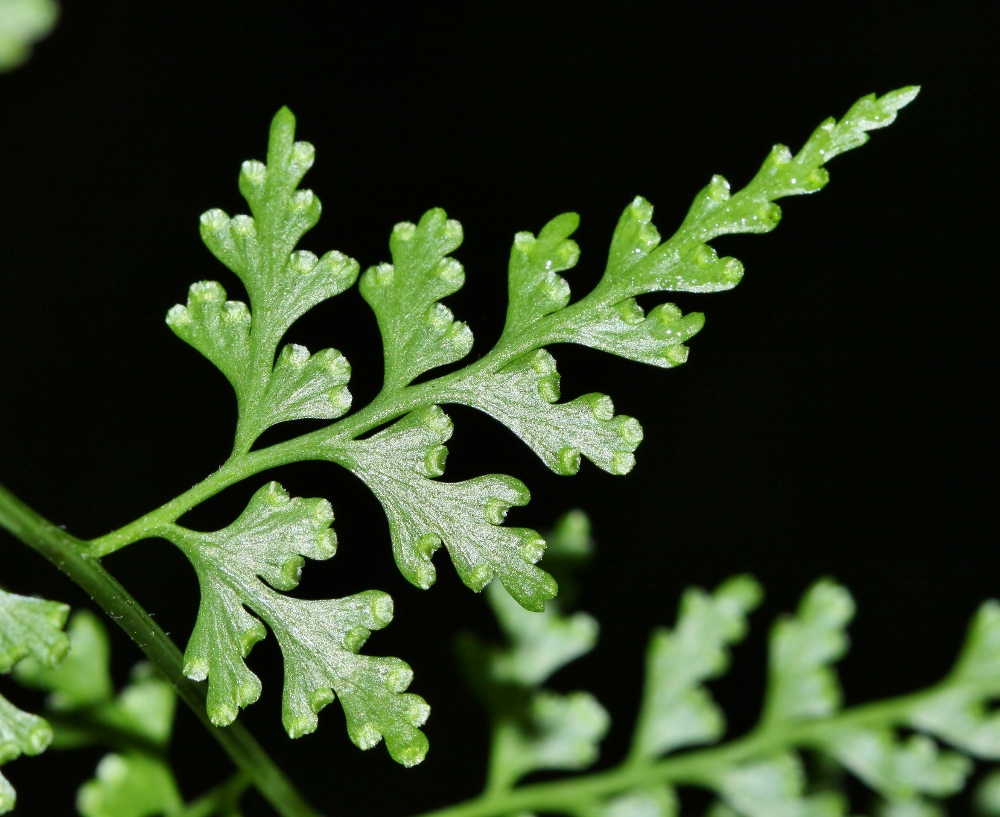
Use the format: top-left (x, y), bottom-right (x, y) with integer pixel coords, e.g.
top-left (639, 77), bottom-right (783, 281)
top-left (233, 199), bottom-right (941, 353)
top-left (1, 3), bottom-right (997, 815)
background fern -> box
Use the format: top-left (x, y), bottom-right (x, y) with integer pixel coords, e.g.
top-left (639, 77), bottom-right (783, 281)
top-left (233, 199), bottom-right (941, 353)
top-left (0, 4), bottom-right (996, 815)
top-left (10, 515), bottom-right (1000, 816)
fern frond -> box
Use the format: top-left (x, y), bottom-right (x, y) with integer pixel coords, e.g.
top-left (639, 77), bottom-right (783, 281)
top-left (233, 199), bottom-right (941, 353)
top-left (435, 513), bottom-right (1000, 817)
top-left (120, 87), bottom-right (918, 766)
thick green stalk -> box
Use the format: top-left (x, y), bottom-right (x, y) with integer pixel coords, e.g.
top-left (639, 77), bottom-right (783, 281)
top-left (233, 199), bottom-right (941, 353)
top-left (0, 482), bottom-right (321, 817)
top-left (410, 694), bottom-right (929, 817)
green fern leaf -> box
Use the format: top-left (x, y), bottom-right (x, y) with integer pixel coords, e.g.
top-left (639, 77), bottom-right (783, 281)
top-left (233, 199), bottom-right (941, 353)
top-left (0, 588), bottom-right (68, 813)
top-left (0, 590), bottom-right (69, 674)
top-left (586, 787), bottom-right (678, 817)
top-left (326, 406), bottom-right (555, 610)
top-left (910, 601), bottom-right (1000, 756)
top-left (138, 88), bottom-right (920, 771)
top-left (164, 482), bottom-right (428, 766)
top-left (168, 107), bottom-right (359, 452)
top-left (442, 349), bottom-right (643, 476)
top-left (483, 579), bottom-right (598, 687)
top-left (491, 690), bottom-right (609, 789)
top-left (264, 591), bottom-right (429, 762)
top-left (260, 343), bottom-right (352, 426)
top-left (360, 208), bottom-right (473, 391)
top-left (73, 664), bottom-right (181, 817)
top-left (166, 281), bottom-right (252, 392)
top-left (13, 609), bottom-right (114, 727)
top-left (502, 212), bottom-right (581, 337)
top-left (763, 579), bottom-right (855, 726)
top-left (157, 90), bottom-right (919, 639)
top-left (202, 108), bottom-right (358, 344)
top-left (630, 575), bottom-right (762, 760)
top-left (507, 87), bottom-right (919, 365)
top-left (104, 665), bottom-right (176, 748)
top-left (559, 298), bottom-right (705, 369)
top-left (76, 753), bottom-right (183, 817)
top-left (665, 87), bottom-right (918, 258)
top-left (0, 695), bottom-right (50, 813)
top-left (826, 729), bottom-right (969, 800)
top-left (595, 88), bottom-right (920, 321)
top-left (462, 514), bottom-right (609, 792)
top-left (715, 754), bottom-right (848, 817)
top-left (602, 195), bottom-right (746, 298)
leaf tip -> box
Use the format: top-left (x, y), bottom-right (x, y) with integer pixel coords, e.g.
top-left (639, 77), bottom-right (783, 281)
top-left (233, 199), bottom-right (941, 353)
top-left (886, 84), bottom-right (921, 109)
top-left (721, 574), bottom-right (765, 611)
top-left (370, 593), bottom-right (395, 628)
top-left (392, 732), bottom-right (429, 768)
top-left (271, 105), bottom-right (296, 137)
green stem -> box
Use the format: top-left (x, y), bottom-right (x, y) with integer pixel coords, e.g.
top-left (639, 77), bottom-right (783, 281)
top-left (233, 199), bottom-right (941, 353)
top-left (0, 483), bottom-right (321, 817)
top-left (410, 693), bottom-right (927, 817)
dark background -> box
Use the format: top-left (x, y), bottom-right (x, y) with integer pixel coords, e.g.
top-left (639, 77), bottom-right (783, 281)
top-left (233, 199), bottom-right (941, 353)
top-left (0, 3), bottom-right (996, 814)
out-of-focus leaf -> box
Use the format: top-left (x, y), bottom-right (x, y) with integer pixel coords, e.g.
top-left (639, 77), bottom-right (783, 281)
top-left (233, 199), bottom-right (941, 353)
top-left (630, 576), bottom-right (761, 759)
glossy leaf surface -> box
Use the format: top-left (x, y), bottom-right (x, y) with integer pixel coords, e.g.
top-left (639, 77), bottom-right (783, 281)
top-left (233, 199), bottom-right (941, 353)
top-left (167, 482), bottom-right (429, 766)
